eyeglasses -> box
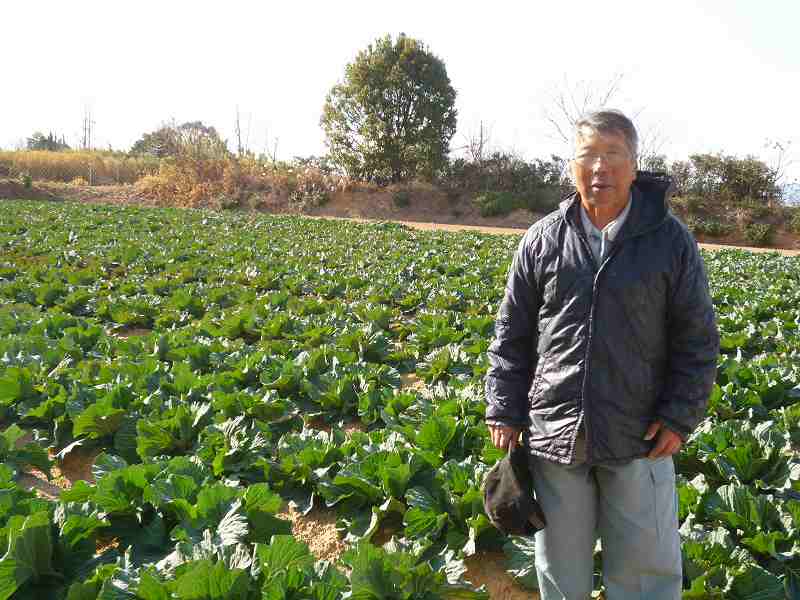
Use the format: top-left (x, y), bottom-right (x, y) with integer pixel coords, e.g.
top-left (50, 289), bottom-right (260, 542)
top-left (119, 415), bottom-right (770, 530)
top-left (572, 151), bottom-right (631, 167)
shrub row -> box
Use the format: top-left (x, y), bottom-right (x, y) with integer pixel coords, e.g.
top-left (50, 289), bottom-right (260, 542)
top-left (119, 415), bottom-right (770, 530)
top-left (686, 215), bottom-right (777, 246)
top-left (789, 208), bottom-right (800, 234)
top-left (743, 222), bottom-right (775, 247)
top-left (685, 216), bottom-right (734, 238)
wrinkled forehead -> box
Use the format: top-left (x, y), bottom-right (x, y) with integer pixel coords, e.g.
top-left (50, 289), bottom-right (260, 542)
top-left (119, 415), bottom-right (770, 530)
top-left (574, 126), bottom-right (631, 153)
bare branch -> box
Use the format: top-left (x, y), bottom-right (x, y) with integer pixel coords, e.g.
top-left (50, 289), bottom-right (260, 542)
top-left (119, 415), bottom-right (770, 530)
top-left (638, 123), bottom-right (669, 171)
top-left (542, 72), bottom-right (668, 172)
top-left (235, 106), bottom-right (243, 157)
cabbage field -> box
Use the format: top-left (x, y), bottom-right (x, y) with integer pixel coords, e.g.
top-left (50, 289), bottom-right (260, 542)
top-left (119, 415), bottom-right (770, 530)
top-left (1, 200), bottom-right (800, 599)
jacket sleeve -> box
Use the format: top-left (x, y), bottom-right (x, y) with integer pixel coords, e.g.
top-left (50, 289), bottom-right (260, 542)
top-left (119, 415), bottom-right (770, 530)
top-left (484, 230), bottom-right (540, 427)
top-left (657, 230), bottom-right (720, 439)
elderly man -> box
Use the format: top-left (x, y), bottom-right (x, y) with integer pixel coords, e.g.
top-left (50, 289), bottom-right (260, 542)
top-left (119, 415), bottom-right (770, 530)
top-left (485, 110), bottom-right (719, 599)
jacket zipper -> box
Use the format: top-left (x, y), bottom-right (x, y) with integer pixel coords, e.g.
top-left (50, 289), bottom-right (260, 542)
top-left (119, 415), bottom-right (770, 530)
top-left (573, 228), bottom-right (600, 464)
top-left (579, 241), bottom-right (622, 464)
top-left (575, 228), bottom-right (660, 464)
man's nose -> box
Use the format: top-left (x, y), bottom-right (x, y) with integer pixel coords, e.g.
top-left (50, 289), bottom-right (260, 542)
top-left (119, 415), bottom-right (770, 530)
top-left (591, 158), bottom-right (609, 173)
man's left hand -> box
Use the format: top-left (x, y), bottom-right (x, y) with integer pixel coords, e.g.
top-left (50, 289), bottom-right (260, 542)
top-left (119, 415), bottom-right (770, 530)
top-left (644, 421), bottom-right (682, 459)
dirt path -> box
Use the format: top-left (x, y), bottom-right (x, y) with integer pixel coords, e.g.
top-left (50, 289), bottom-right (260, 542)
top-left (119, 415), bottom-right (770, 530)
top-left (311, 214), bottom-right (531, 236)
top-left (696, 241), bottom-right (800, 256)
top-left (4, 180), bottom-right (798, 256)
top-left (302, 214), bottom-right (800, 256)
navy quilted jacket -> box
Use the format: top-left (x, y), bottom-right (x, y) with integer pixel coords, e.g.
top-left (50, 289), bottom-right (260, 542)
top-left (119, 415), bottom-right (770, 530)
top-left (484, 173), bottom-right (720, 465)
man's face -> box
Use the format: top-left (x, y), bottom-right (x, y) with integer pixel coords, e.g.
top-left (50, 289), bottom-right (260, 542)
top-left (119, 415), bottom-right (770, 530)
top-left (571, 128), bottom-right (636, 209)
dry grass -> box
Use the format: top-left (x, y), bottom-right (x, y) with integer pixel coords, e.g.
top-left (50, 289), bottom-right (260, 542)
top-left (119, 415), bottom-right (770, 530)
top-left (136, 156), bottom-right (353, 210)
top-left (0, 150), bottom-right (159, 184)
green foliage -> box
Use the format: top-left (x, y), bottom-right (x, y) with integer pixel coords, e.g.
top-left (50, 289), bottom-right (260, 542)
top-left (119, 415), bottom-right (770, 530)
top-left (392, 190), bottom-right (411, 207)
top-left (0, 200), bottom-right (506, 596)
top-left (25, 131), bottom-right (70, 152)
top-left (0, 510), bottom-right (58, 599)
top-left (685, 216), bottom-right (733, 237)
top-left (0, 425), bottom-right (50, 479)
top-left (473, 191), bottom-right (523, 217)
top-left (321, 33), bottom-right (457, 184)
top-left (639, 153), bottom-right (668, 172)
top-left (2, 201), bottom-right (800, 596)
top-left (745, 201), bottom-right (770, 219)
top-left (789, 208), bottom-right (800, 234)
top-left (743, 222), bottom-right (775, 246)
top-left (441, 153), bottom-right (565, 212)
top-left (684, 194), bottom-right (702, 213)
top-left (341, 541), bottom-right (487, 599)
top-left (289, 182), bottom-right (330, 211)
top-left (503, 536), bottom-right (538, 590)
top-left (670, 153), bottom-right (780, 205)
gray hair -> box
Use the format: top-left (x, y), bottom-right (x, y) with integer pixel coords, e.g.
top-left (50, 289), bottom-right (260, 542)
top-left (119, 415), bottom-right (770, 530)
top-left (574, 109), bottom-right (638, 161)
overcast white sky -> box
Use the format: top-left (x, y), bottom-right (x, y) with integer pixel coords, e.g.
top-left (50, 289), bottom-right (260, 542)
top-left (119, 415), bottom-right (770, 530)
top-left (3, 0), bottom-right (799, 181)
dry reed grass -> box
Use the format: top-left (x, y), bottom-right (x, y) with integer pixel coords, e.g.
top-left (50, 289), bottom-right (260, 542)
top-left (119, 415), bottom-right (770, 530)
top-left (0, 150), bottom-right (159, 184)
top-left (0, 150), bottom-right (360, 210)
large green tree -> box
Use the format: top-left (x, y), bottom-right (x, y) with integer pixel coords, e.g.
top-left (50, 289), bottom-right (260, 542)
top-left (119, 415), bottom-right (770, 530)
top-left (321, 33), bottom-right (457, 184)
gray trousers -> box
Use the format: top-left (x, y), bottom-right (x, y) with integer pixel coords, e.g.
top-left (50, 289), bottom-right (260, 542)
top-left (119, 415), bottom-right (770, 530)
top-left (528, 454), bottom-right (682, 600)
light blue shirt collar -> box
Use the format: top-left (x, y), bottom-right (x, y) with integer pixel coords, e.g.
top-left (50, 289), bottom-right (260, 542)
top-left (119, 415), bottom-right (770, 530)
top-left (580, 192), bottom-right (633, 262)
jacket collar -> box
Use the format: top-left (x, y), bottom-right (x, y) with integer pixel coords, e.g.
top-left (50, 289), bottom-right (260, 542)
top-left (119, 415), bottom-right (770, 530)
top-left (559, 171), bottom-right (672, 242)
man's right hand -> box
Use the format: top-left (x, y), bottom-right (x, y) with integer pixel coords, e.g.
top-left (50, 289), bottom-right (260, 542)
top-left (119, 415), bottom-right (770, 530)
top-left (488, 423), bottom-right (522, 452)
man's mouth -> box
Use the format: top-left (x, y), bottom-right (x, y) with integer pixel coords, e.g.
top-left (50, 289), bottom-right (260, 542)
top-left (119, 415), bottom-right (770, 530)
top-left (591, 183), bottom-right (612, 190)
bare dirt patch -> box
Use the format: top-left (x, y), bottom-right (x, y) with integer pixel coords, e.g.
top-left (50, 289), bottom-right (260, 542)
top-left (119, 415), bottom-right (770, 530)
top-left (312, 214), bottom-right (800, 256)
top-left (304, 417), bottom-right (368, 435)
top-left (39, 182), bottom-right (154, 206)
top-left (112, 327), bottom-right (153, 339)
top-left (697, 239), bottom-right (800, 256)
top-left (57, 446), bottom-right (101, 484)
top-left (0, 180), bottom-right (147, 206)
top-left (0, 180), bottom-right (60, 202)
top-left (464, 551), bottom-right (536, 600)
top-left (399, 372), bottom-right (426, 393)
top-left (17, 445), bottom-right (100, 499)
top-left (17, 471), bottom-right (63, 500)
top-left (306, 183), bottom-right (541, 230)
top-left (278, 503), bottom-right (347, 562)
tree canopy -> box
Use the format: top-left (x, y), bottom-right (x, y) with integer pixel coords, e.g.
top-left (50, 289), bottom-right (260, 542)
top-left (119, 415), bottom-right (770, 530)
top-left (670, 153), bottom-right (781, 203)
top-left (26, 131), bottom-right (70, 151)
top-left (321, 33), bottom-right (457, 184)
top-left (130, 121), bottom-right (229, 159)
